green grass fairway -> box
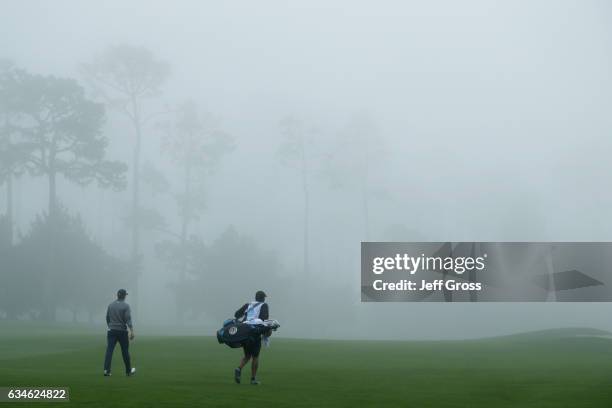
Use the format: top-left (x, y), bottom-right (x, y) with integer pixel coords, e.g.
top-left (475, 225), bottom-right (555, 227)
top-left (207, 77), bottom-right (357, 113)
top-left (0, 324), bottom-right (611, 407)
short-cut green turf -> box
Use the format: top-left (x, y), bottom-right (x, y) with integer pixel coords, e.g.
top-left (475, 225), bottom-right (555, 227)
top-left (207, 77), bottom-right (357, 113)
top-left (0, 324), bottom-right (611, 407)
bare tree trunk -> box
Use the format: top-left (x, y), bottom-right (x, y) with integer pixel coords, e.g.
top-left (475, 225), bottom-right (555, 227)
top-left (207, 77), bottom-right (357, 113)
top-left (13, 175), bottom-right (21, 238)
top-left (177, 162), bottom-right (191, 323)
top-left (131, 132), bottom-right (141, 264)
top-left (301, 155), bottom-right (310, 276)
top-left (180, 162), bottom-right (191, 282)
top-left (361, 179), bottom-right (370, 242)
top-left (3, 123), bottom-right (13, 246)
top-left (303, 186), bottom-right (310, 276)
top-left (361, 144), bottom-right (371, 242)
top-left (6, 175), bottom-right (12, 245)
top-left (130, 97), bottom-right (143, 309)
top-left (41, 170), bottom-right (58, 321)
top-left (48, 170), bottom-right (57, 217)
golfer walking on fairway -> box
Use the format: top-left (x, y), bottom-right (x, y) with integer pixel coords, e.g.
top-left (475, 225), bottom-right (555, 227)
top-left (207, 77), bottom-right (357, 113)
top-left (234, 290), bottom-right (269, 385)
top-left (103, 289), bottom-right (136, 377)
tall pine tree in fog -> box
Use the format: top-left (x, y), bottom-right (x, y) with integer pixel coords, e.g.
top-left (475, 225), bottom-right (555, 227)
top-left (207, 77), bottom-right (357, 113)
top-left (0, 67), bottom-right (127, 321)
top-left (81, 45), bottom-right (170, 291)
top-left (326, 113), bottom-right (383, 241)
top-left (157, 100), bottom-right (233, 321)
top-left (278, 116), bottom-right (316, 275)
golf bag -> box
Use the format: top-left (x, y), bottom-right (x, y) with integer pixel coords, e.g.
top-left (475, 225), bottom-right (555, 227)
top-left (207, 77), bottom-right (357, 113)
top-left (216, 318), bottom-right (280, 349)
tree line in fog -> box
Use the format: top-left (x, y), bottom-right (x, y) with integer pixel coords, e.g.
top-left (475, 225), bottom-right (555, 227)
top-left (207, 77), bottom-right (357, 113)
top-left (0, 46), bottom-right (383, 325)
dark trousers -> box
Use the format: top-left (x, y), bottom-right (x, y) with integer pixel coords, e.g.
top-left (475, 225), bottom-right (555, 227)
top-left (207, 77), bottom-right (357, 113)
top-left (104, 329), bottom-right (131, 374)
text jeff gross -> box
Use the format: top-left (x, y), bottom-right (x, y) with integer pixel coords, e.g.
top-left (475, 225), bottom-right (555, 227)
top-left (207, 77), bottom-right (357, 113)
top-left (372, 279), bottom-right (482, 291)
top-left (370, 253), bottom-right (486, 292)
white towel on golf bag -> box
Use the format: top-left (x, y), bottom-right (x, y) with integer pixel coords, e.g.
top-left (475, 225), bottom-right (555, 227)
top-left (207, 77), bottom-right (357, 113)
top-left (244, 318), bottom-right (264, 326)
top-left (244, 319), bottom-right (280, 329)
top-left (243, 319), bottom-right (280, 347)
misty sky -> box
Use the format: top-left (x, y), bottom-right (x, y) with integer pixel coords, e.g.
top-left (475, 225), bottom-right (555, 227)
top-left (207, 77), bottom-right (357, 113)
top-left (2, 0), bottom-right (612, 339)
